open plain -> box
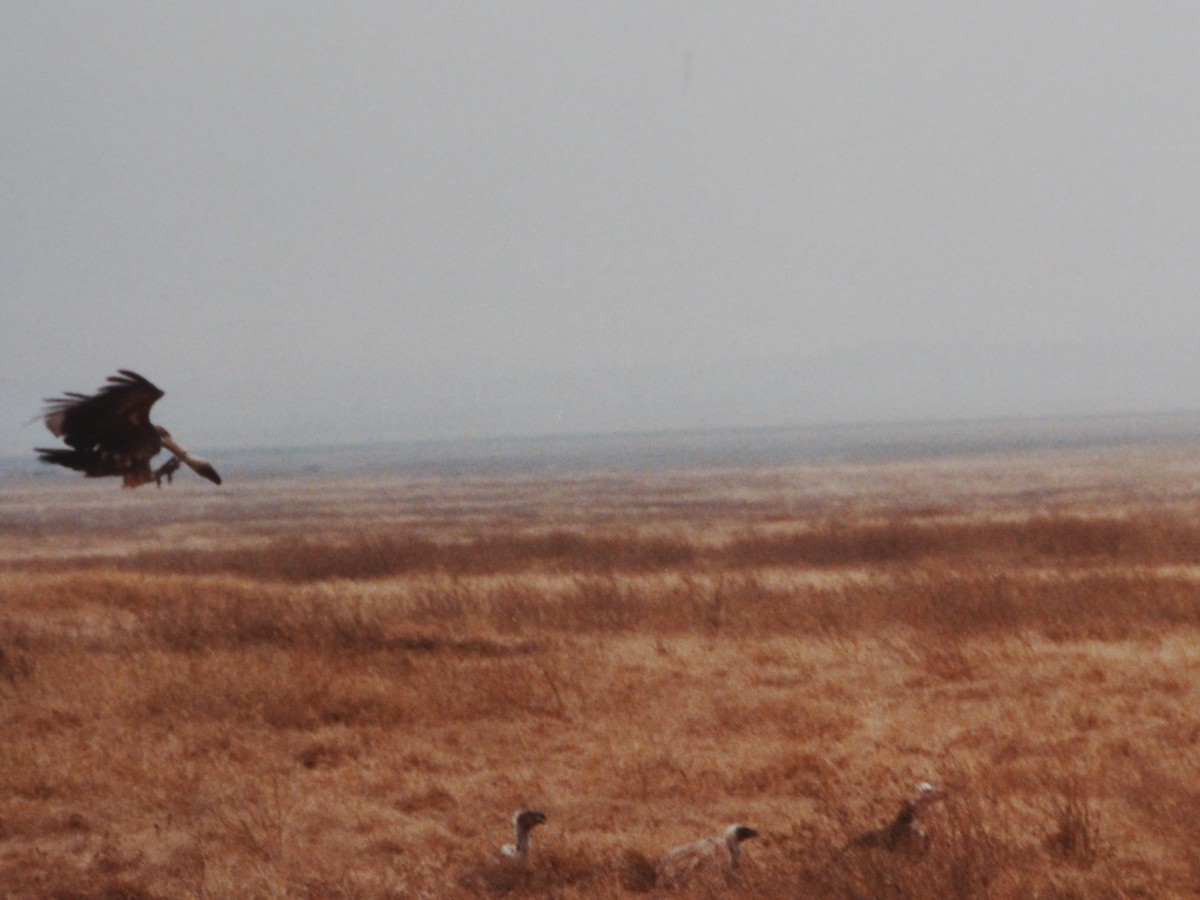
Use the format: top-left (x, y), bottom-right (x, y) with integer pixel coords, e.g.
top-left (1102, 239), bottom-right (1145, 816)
top-left (3, 434), bottom-right (1200, 897)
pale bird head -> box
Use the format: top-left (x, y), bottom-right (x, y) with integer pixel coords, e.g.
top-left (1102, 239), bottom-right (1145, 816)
top-left (912, 782), bottom-right (941, 807)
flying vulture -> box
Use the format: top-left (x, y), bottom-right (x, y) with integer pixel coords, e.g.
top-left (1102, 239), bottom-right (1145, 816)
top-left (35, 370), bottom-right (221, 488)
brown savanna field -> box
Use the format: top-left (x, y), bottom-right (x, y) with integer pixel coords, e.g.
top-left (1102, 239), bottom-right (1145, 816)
top-left (4, 431), bottom-right (1200, 897)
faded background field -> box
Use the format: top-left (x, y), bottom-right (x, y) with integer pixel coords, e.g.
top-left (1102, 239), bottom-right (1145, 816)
top-left (4, 421), bottom-right (1200, 897)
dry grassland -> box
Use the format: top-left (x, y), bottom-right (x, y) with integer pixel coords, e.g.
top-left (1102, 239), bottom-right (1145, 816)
top-left (3, 444), bottom-right (1200, 897)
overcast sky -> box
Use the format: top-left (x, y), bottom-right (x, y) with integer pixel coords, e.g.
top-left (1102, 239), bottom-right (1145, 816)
top-left (4, 3), bottom-right (1200, 457)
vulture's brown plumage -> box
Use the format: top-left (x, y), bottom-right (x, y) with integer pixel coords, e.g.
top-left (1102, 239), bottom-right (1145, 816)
top-left (35, 370), bottom-right (221, 488)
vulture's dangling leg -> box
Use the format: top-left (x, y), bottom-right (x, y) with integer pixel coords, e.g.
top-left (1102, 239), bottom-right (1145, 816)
top-left (154, 456), bottom-right (182, 487)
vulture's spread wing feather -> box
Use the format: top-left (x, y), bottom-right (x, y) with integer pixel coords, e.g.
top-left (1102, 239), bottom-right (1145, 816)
top-left (42, 370), bottom-right (164, 451)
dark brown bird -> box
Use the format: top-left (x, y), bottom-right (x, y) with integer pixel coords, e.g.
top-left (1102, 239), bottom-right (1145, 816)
top-left (850, 782), bottom-right (941, 853)
top-left (35, 370), bottom-right (221, 489)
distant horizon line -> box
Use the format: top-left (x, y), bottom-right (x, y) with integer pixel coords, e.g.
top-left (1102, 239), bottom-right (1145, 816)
top-left (215, 405), bottom-right (1200, 451)
top-left (9, 405), bottom-right (1200, 466)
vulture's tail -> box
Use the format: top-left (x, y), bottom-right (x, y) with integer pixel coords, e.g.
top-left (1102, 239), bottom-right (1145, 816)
top-left (35, 447), bottom-right (97, 472)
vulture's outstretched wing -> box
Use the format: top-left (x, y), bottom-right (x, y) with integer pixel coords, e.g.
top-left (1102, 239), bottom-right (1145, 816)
top-left (42, 370), bottom-right (164, 452)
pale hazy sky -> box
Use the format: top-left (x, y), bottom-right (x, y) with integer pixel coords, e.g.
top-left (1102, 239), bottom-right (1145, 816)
top-left (4, 3), bottom-right (1200, 456)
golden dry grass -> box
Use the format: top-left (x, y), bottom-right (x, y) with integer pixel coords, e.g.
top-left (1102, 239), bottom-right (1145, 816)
top-left (3, 444), bottom-right (1200, 896)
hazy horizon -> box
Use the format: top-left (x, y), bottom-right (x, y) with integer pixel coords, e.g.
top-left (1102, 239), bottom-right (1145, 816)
top-left (7, 409), bottom-right (1200, 484)
top-left (6, 5), bottom-right (1200, 459)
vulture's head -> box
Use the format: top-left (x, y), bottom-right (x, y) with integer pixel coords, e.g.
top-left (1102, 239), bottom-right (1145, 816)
top-left (156, 426), bottom-right (222, 484)
top-left (911, 782), bottom-right (941, 809)
top-left (726, 824), bottom-right (759, 843)
top-left (191, 459), bottom-right (222, 485)
top-left (515, 809), bottom-right (547, 832)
